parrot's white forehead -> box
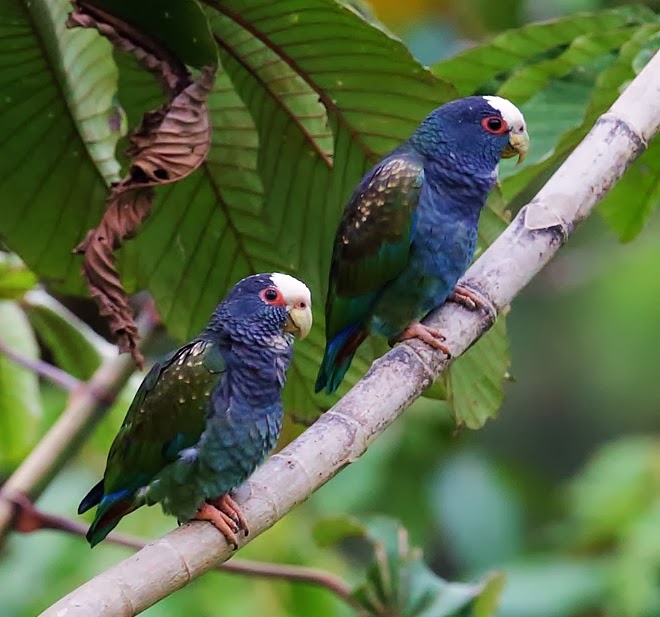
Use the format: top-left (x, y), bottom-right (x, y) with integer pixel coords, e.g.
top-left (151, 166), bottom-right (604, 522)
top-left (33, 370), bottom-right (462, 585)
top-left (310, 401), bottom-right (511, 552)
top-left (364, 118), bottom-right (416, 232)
top-left (270, 273), bottom-right (311, 304)
top-left (483, 96), bottom-right (526, 133)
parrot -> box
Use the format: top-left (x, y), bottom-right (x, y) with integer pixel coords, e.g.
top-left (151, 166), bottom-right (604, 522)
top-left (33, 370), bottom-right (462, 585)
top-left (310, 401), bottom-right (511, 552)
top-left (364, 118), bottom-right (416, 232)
top-left (315, 95), bottom-right (529, 394)
top-left (79, 273), bottom-right (312, 548)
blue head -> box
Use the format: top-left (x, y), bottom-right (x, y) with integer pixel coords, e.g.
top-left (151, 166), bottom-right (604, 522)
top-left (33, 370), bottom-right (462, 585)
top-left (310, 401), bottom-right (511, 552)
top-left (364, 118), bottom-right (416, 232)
top-left (409, 95), bottom-right (529, 172)
top-left (207, 273), bottom-right (312, 345)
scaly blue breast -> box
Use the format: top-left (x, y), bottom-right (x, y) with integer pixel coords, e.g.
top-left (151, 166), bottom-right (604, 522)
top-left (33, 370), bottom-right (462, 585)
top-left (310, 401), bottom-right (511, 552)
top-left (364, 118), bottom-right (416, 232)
top-left (143, 398), bottom-right (282, 522)
top-left (370, 185), bottom-right (480, 338)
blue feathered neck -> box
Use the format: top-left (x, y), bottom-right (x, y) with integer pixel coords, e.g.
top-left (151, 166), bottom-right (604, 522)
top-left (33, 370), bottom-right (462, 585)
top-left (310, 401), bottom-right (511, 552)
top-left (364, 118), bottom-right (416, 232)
top-left (202, 304), bottom-right (293, 409)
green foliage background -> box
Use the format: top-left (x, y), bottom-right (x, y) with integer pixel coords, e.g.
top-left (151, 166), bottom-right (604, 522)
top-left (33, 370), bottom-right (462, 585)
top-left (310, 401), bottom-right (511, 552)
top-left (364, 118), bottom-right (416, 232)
top-left (0, 0), bottom-right (659, 615)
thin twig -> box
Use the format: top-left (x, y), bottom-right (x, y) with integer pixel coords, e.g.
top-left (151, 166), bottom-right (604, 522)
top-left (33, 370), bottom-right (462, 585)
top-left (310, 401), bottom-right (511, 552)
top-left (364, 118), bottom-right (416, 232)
top-left (5, 496), bottom-right (360, 614)
top-left (0, 309), bottom-right (157, 546)
top-left (0, 339), bottom-right (81, 391)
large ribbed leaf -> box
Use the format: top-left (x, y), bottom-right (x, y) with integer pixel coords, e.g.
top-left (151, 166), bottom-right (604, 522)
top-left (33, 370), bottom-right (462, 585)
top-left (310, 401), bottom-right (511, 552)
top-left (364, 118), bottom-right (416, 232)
top-left (500, 22), bottom-right (660, 204)
top-left (0, 0), bottom-right (120, 292)
top-left (445, 317), bottom-right (509, 429)
top-left (109, 0), bottom-right (456, 416)
top-left (431, 6), bottom-right (655, 96)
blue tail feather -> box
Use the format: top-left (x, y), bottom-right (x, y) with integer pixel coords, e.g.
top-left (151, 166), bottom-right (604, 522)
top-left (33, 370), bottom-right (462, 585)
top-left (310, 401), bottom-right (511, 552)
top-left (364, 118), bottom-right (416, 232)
top-left (78, 480), bottom-right (104, 515)
top-left (84, 488), bottom-right (136, 547)
top-left (315, 326), bottom-right (367, 394)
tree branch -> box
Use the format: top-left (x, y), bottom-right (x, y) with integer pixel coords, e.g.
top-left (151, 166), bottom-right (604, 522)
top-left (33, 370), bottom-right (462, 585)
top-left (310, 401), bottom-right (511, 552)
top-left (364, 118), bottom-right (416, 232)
top-left (0, 338), bottom-right (81, 391)
top-left (6, 498), bottom-right (360, 613)
top-left (0, 310), bottom-right (157, 545)
top-left (40, 51), bottom-right (660, 617)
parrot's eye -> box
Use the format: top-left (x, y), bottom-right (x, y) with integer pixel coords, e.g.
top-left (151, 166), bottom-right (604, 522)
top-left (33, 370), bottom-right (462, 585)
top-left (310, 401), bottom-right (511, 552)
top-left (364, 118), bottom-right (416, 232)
top-left (260, 287), bottom-right (284, 305)
top-left (481, 116), bottom-right (508, 135)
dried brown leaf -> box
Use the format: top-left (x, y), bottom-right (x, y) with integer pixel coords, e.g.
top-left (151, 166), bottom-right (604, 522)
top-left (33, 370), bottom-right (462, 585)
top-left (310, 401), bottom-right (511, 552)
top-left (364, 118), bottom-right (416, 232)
top-left (67, 1), bottom-right (188, 93)
top-left (124, 68), bottom-right (216, 184)
top-left (74, 188), bottom-right (154, 365)
top-left (69, 4), bottom-right (217, 366)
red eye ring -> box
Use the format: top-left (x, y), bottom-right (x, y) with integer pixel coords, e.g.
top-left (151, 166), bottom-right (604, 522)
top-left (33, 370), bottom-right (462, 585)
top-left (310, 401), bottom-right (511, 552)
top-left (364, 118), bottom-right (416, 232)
top-left (481, 116), bottom-right (508, 135)
top-left (260, 286), bottom-right (285, 305)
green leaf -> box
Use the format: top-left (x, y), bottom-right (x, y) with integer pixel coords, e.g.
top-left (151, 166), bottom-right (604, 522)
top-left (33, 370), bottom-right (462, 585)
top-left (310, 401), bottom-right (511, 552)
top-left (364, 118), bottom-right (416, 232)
top-left (0, 253), bottom-right (37, 299)
top-left (312, 515), bottom-right (366, 547)
top-left (0, 301), bottom-right (41, 469)
top-left (500, 21), bottom-right (660, 205)
top-left (90, 0), bottom-right (218, 68)
top-left (599, 139), bottom-right (660, 243)
top-left (315, 515), bottom-right (505, 616)
top-left (610, 497), bottom-right (660, 617)
top-left (431, 7), bottom-right (654, 96)
top-left (431, 452), bottom-right (524, 572)
top-left (497, 27), bottom-right (640, 104)
top-left (472, 573), bottom-right (507, 617)
top-left (498, 76), bottom-right (596, 187)
top-left (498, 558), bottom-right (608, 617)
top-left (566, 436), bottom-right (660, 545)
top-left (24, 293), bottom-right (106, 381)
top-left (444, 316), bottom-right (509, 429)
top-left (0, 0), bottom-right (120, 293)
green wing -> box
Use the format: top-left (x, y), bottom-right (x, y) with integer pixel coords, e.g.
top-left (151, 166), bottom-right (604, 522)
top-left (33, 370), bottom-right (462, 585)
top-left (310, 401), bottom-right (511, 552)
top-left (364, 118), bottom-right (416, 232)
top-left (326, 151), bottom-right (424, 338)
top-left (103, 339), bottom-right (226, 494)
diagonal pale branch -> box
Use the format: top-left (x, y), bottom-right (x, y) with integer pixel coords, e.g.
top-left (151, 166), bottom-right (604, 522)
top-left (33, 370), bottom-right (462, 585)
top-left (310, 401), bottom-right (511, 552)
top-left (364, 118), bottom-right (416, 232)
top-left (40, 51), bottom-right (660, 617)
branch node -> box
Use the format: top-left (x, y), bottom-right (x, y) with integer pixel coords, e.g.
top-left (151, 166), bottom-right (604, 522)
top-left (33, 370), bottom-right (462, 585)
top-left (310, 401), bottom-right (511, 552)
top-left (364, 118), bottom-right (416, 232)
top-left (522, 201), bottom-right (572, 242)
top-left (322, 409), bottom-right (369, 464)
top-left (598, 112), bottom-right (649, 152)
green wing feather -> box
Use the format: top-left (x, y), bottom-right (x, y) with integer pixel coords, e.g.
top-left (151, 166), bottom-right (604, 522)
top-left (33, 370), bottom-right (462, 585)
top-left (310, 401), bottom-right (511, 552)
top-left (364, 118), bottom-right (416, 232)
top-left (103, 339), bottom-right (226, 494)
top-left (326, 152), bottom-right (424, 339)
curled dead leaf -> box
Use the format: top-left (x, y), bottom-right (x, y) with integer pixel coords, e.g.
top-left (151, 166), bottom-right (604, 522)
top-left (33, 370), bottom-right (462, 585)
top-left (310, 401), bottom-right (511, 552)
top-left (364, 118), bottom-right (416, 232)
top-left (74, 188), bottom-right (153, 366)
top-left (69, 2), bottom-right (217, 366)
top-left (67, 1), bottom-right (188, 93)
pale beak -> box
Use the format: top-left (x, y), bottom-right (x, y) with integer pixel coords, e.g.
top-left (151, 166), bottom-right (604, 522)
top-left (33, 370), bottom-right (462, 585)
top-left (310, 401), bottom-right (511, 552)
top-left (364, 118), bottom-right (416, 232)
top-left (284, 304), bottom-right (313, 339)
top-left (501, 129), bottom-right (530, 164)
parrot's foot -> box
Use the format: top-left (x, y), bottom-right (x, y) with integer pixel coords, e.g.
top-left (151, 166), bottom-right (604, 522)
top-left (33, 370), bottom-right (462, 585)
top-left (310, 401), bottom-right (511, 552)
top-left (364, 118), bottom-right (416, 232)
top-left (396, 322), bottom-right (451, 356)
top-left (449, 284), bottom-right (484, 311)
top-left (449, 285), bottom-right (496, 321)
top-left (196, 502), bottom-right (242, 549)
top-left (209, 494), bottom-right (249, 538)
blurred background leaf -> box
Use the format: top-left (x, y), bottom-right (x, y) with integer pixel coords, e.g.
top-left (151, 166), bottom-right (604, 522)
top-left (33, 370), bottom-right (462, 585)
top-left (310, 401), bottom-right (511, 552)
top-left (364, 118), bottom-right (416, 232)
top-left (0, 301), bottom-right (41, 467)
top-left (315, 515), bottom-right (505, 616)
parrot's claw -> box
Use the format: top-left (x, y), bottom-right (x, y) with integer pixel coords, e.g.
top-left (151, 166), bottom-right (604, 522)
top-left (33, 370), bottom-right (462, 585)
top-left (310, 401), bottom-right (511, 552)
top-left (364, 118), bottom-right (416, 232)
top-left (396, 322), bottom-right (451, 357)
top-left (447, 285), bottom-right (486, 311)
top-left (196, 502), bottom-right (242, 549)
top-left (210, 494), bottom-right (249, 538)
top-left (449, 285), bottom-right (496, 321)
